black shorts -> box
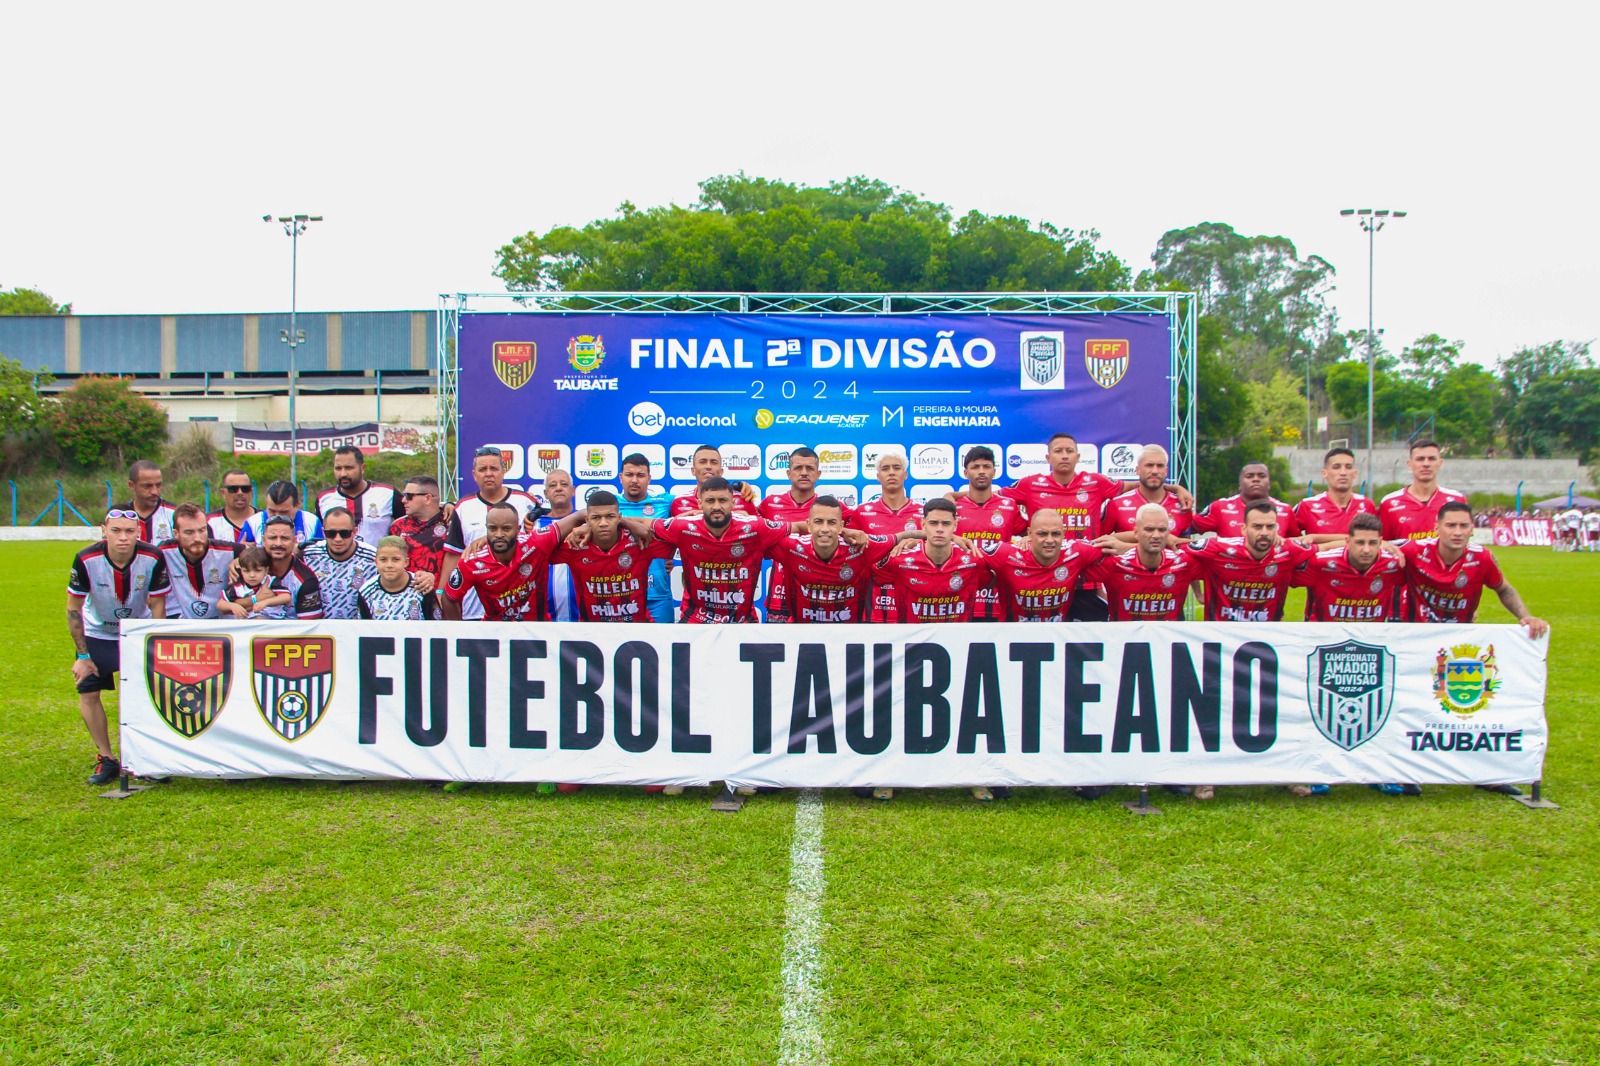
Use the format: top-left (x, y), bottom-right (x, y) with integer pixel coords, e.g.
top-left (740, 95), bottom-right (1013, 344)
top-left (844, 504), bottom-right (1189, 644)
top-left (76, 637), bottom-right (119, 694)
top-left (1070, 594), bottom-right (1110, 623)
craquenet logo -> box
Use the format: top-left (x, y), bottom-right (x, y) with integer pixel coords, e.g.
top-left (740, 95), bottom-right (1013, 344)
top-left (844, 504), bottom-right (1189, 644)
top-left (754, 408), bottom-right (776, 430)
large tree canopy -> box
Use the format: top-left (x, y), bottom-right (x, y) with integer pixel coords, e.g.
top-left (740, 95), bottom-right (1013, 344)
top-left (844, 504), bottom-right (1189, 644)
top-left (494, 174), bottom-right (1130, 294)
top-left (0, 286), bottom-right (70, 315)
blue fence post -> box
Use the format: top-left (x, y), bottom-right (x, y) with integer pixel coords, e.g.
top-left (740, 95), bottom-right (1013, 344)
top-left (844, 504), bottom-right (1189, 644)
top-left (1569, 481), bottom-right (1577, 507)
top-left (8, 481), bottom-right (14, 526)
top-left (253, 484), bottom-right (259, 509)
top-left (1515, 481), bottom-right (1524, 513)
top-left (105, 480), bottom-right (113, 511)
top-left (203, 479), bottom-right (211, 513)
top-left (59, 481), bottom-right (68, 525)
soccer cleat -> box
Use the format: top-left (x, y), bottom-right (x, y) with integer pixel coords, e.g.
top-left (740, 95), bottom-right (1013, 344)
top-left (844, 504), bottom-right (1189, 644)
top-left (734, 786), bottom-right (757, 796)
top-left (1074, 786), bottom-right (1108, 800)
top-left (134, 775), bottom-right (172, 784)
top-left (1477, 783), bottom-right (1523, 796)
top-left (556, 783), bottom-right (582, 794)
top-left (990, 786), bottom-right (1012, 799)
top-left (1192, 785), bottom-right (1215, 801)
top-left (852, 787), bottom-right (874, 799)
top-left (1162, 785), bottom-right (1193, 796)
top-left (535, 782), bottom-right (557, 795)
top-left (662, 785), bottom-right (685, 796)
top-left (872, 787), bottom-right (894, 801)
top-left (441, 781), bottom-right (473, 793)
top-left (644, 785), bottom-right (667, 794)
top-left (1308, 785), bottom-right (1331, 795)
top-left (87, 754), bottom-right (121, 786)
top-left (1400, 784), bottom-right (1424, 796)
top-left (971, 787), bottom-right (994, 802)
top-left (1287, 785), bottom-right (1314, 797)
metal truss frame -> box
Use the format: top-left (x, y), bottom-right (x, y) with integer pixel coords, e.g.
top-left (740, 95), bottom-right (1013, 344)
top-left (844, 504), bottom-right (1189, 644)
top-left (435, 291), bottom-right (1198, 501)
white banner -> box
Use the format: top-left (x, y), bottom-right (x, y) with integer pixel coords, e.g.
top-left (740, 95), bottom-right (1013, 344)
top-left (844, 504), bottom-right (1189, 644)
top-left (120, 620), bottom-right (1548, 788)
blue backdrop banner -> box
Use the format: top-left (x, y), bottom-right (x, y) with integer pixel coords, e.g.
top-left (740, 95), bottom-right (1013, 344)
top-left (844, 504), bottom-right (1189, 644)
top-left (456, 312), bottom-right (1175, 502)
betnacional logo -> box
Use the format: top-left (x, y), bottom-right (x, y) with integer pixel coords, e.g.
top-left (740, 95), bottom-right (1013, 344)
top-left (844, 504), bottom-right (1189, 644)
top-left (1307, 640), bottom-right (1396, 750)
top-left (146, 635), bottom-right (232, 739)
top-left (628, 402), bottom-right (736, 438)
top-left (567, 334), bottom-right (605, 373)
top-left (1019, 330), bottom-right (1065, 390)
top-left (1085, 339), bottom-right (1130, 389)
top-left (1434, 644), bottom-right (1499, 716)
top-left (492, 341), bottom-right (536, 390)
top-left (252, 636), bottom-right (334, 742)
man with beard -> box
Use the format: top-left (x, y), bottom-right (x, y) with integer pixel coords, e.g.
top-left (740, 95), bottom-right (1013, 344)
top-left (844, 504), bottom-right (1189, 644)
top-left (242, 481), bottom-right (323, 545)
top-left (988, 509), bottom-right (1103, 622)
top-left (300, 508), bottom-right (378, 620)
top-left (207, 469), bottom-right (257, 543)
top-left (1295, 447), bottom-right (1378, 539)
top-left (158, 503), bottom-right (241, 620)
top-left (760, 446), bottom-right (834, 623)
top-left (1104, 445), bottom-right (1192, 547)
top-left (317, 445), bottom-right (402, 546)
top-left (624, 477), bottom-right (792, 624)
top-left (441, 501), bottom-right (588, 622)
top-left (1294, 513), bottom-right (1405, 623)
top-left (1186, 500), bottom-right (1316, 624)
top-left (442, 446), bottom-right (541, 619)
top-left (773, 495), bottom-right (908, 623)
top-left (1191, 462), bottom-right (1301, 539)
top-left (253, 516), bottom-right (325, 619)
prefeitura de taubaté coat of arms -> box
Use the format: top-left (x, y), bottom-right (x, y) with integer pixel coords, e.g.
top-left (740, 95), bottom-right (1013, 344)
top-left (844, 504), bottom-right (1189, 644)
top-left (1434, 643), bottom-right (1499, 716)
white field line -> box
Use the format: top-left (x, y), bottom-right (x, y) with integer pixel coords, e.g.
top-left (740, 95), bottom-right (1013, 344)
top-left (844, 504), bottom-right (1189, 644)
top-left (778, 788), bottom-right (828, 1066)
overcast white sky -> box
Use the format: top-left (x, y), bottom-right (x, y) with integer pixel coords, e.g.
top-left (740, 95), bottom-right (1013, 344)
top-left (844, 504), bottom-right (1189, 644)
top-left (4, 2), bottom-right (1594, 367)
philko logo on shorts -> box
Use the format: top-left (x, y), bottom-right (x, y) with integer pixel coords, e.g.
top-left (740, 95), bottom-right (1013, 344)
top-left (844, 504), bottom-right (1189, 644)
top-left (252, 636), bottom-right (335, 742)
top-left (146, 634), bottom-right (232, 739)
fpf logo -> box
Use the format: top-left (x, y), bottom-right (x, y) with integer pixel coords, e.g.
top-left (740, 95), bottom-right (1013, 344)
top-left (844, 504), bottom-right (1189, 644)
top-left (252, 637), bottom-right (335, 742)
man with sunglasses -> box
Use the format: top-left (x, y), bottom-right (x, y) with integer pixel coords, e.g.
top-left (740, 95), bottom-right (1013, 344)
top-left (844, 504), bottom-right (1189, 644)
top-left (299, 508), bottom-right (377, 620)
top-left (207, 470), bottom-right (257, 542)
top-left (257, 515), bottom-right (324, 619)
top-left (68, 508), bottom-right (170, 785)
top-left (442, 446), bottom-right (541, 620)
top-left (388, 474), bottom-right (450, 620)
top-left (316, 445), bottom-right (403, 547)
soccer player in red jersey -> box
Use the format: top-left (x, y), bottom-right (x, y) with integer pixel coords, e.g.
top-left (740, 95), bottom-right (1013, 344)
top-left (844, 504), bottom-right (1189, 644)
top-left (988, 509), bottom-right (1103, 621)
top-left (760, 447), bottom-right (836, 622)
top-left (952, 446), bottom-right (1026, 621)
top-left (1379, 439), bottom-right (1468, 543)
top-left (632, 477), bottom-right (792, 623)
top-left (873, 498), bottom-right (991, 624)
top-left (440, 502), bottom-right (586, 621)
top-left (1192, 462), bottom-right (1300, 539)
top-left (1293, 513), bottom-right (1406, 622)
top-left (552, 491), bottom-right (674, 623)
top-left (1088, 504), bottom-right (1203, 622)
top-left (1186, 500), bottom-right (1317, 623)
top-left (1396, 501), bottom-right (1548, 798)
top-left (772, 496), bottom-right (907, 623)
top-left (668, 445), bottom-right (761, 518)
top-left (1104, 445), bottom-right (1192, 546)
top-left (1295, 447), bottom-right (1378, 540)
top-left (849, 451), bottom-right (923, 623)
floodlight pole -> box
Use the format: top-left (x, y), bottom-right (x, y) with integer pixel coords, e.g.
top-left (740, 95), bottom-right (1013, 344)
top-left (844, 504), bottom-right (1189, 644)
top-left (1340, 208), bottom-right (1405, 491)
top-left (265, 213), bottom-right (323, 482)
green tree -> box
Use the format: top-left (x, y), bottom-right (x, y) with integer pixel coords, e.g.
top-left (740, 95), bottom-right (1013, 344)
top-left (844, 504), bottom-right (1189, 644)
top-left (47, 376), bottom-right (167, 469)
top-left (1510, 368), bottom-right (1600, 460)
top-left (0, 286), bottom-right (70, 315)
top-left (1432, 364), bottom-right (1497, 450)
top-left (1499, 340), bottom-right (1593, 454)
top-left (1244, 370), bottom-right (1310, 443)
top-left (494, 174), bottom-right (1129, 293)
top-left (1398, 333), bottom-right (1462, 390)
top-left (0, 356), bottom-right (52, 436)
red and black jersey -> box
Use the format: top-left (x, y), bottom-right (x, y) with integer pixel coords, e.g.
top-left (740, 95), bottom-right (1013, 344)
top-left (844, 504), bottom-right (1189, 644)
top-left (207, 510), bottom-right (250, 543)
top-left (1185, 537), bottom-right (1315, 622)
top-left (1379, 486), bottom-right (1469, 543)
top-left (986, 541), bottom-right (1102, 621)
top-left (1293, 547), bottom-right (1406, 622)
top-left (1102, 488), bottom-right (1192, 538)
top-left (954, 493), bottom-right (1026, 620)
top-left (1088, 548), bottom-right (1202, 621)
top-left (758, 491), bottom-right (845, 619)
top-left (1293, 492), bottom-right (1377, 536)
top-left (771, 533), bottom-right (898, 623)
top-left (875, 544), bottom-right (991, 623)
top-left (317, 483), bottom-right (403, 547)
top-left (1191, 495), bottom-right (1300, 539)
top-left (650, 513), bottom-right (791, 623)
top-left (1400, 539), bottom-right (1505, 623)
top-left (552, 535), bottom-right (675, 622)
top-left (1001, 472), bottom-right (1122, 540)
top-left (68, 541), bottom-right (171, 640)
top-left (669, 491), bottom-right (756, 519)
top-left (157, 540), bottom-right (242, 620)
top-left (848, 497), bottom-right (923, 622)
top-left (442, 526), bottom-right (564, 622)
top-left (117, 500), bottom-right (177, 544)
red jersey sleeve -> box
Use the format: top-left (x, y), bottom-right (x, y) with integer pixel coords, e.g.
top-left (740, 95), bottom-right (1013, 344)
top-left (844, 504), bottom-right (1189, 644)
top-left (755, 518), bottom-right (794, 553)
top-left (1479, 548), bottom-right (1506, 589)
top-left (650, 517), bottom-right (685, 545)
top-left (1190, 505), bottom-right (1220, 534)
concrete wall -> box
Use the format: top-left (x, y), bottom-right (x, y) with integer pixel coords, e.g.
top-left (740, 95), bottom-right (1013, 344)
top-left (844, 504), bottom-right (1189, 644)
top-left (1276, 446), bottom-right (1592, 496)
top-left (158, 392), bottom-right (439, 425)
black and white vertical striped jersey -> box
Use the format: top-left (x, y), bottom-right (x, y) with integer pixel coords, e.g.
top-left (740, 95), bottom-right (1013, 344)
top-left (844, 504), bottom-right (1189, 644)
top-left (207, 510), bottom-right (250, 543)
top-left (68, 541), bottom-right (171, 640)
top-left (157, 540), bottom-right (242, 620)
top-left (317, 483), bottom-right (403, 547)
top-left (299, 540), bottom-right (378, 620)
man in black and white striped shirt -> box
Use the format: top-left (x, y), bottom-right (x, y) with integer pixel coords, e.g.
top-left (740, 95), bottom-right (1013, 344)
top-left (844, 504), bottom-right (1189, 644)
top-left (298, 509), bottom-right (376, 620)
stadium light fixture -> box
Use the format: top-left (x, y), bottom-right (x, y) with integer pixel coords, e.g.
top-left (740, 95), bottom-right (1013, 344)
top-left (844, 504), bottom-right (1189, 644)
top-left (264, 212), bottom-right (324, 482)
top-left (1339, 207), bottom-right (1408, 492)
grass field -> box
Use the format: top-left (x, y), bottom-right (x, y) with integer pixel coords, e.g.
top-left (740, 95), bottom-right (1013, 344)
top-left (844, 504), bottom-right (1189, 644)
top-left (0, 542), bottom-right (1594, 1065)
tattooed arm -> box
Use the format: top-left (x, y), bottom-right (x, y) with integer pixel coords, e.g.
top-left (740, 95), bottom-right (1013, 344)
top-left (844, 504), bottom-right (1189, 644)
top-left (68, 593), bottom-right (97, 683)
top-left (1492, 580), bottom-right (1550, 638)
